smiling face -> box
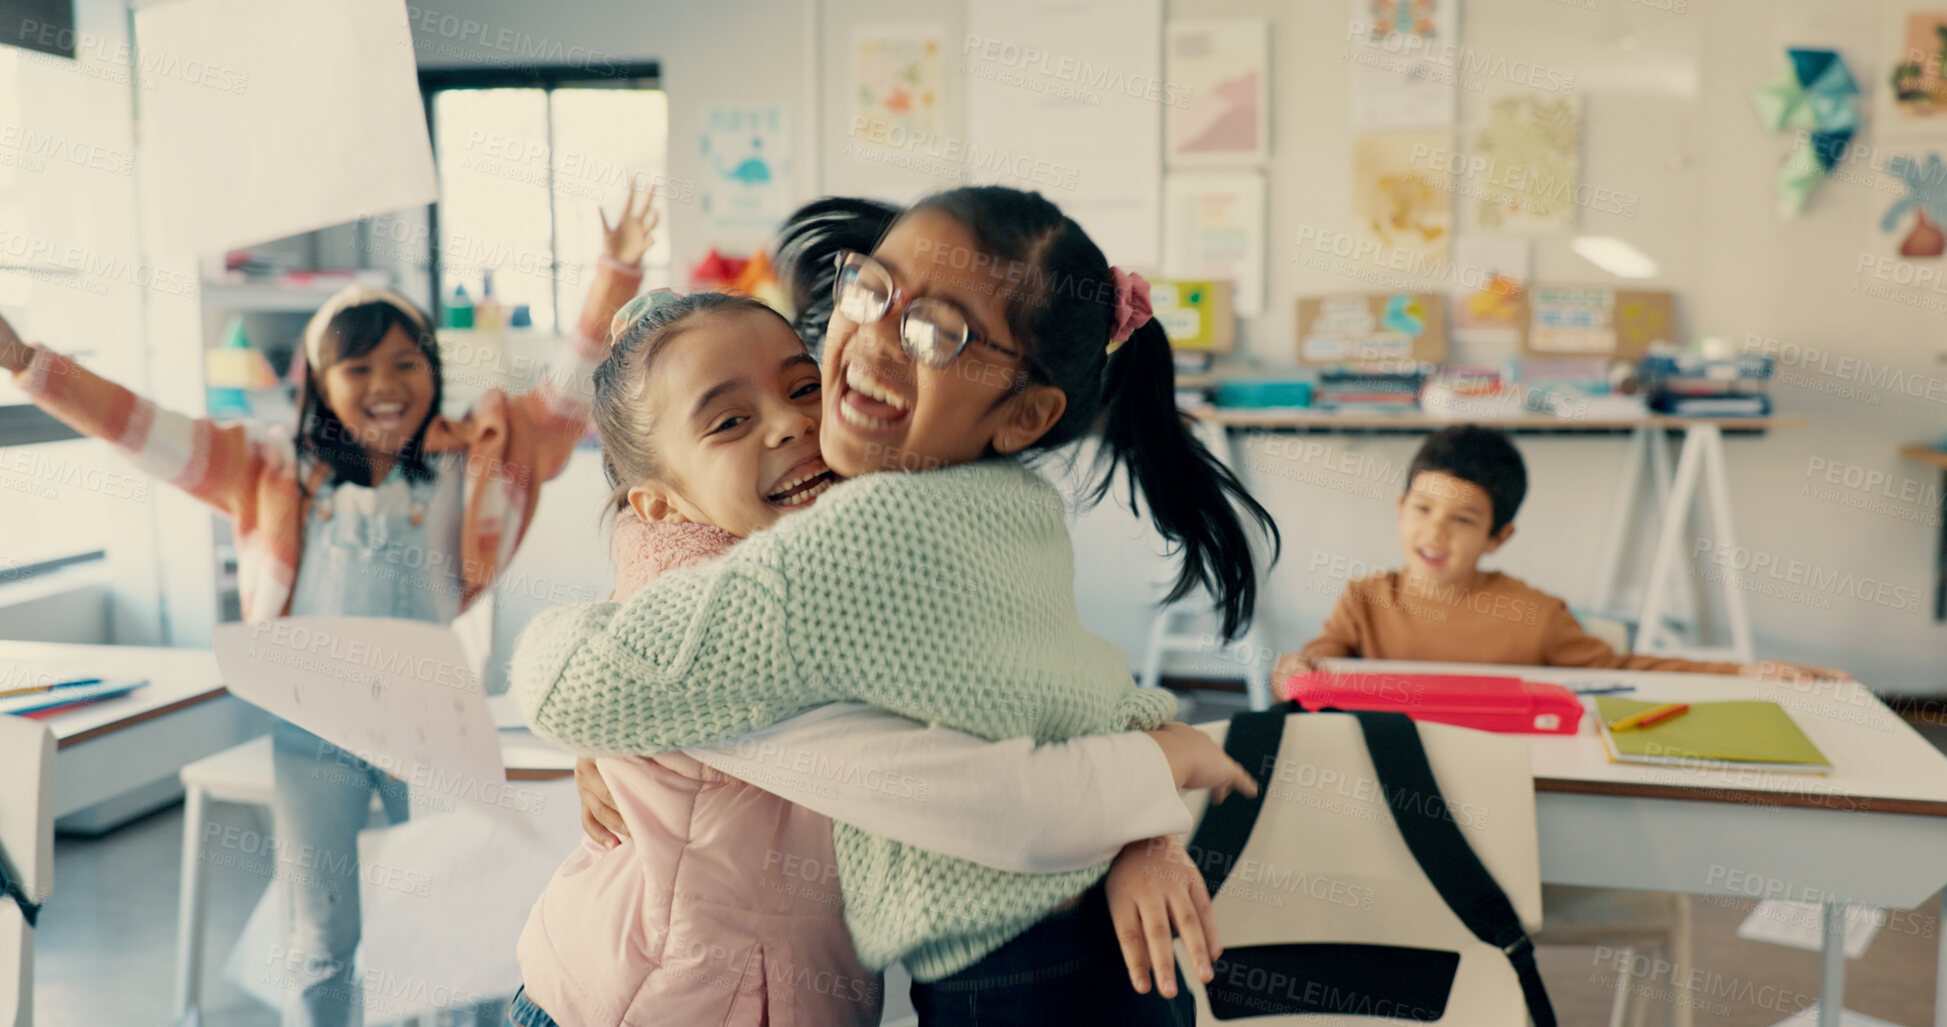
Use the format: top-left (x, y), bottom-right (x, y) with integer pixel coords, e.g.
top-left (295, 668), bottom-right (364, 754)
top-left (627, 308), bottom-right (835, 538)
top-left (819, 208), bottom-right (1067, 476)
top-left (1396, 470), bottom-right (1514, 590)
top-left (317, 324), bottom-right (436, 466)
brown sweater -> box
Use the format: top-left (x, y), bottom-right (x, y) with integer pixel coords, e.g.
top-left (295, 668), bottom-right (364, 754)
top-left (1298, 570), bottom-right (1744, 673)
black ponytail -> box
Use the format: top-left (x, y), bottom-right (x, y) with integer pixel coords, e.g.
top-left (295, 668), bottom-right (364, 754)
top-left (911, 185), bottom-right (1280, 640)
top-left (774, 196), bottom-right (900, 356)
top-left (1090, 318), bottom-right (1280, 639)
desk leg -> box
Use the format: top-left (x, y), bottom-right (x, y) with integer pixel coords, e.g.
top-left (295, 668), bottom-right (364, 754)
top-left (173, 785), bottom-right (207, 1020)
top-left (1636, 428), bottom-right (1705, 654)
top-left (1935, 471), bottom-right (1947, 624)
top-left (1936, 889), bottom-right (1947, 1027)
top-left (1819, 901), bottom-right (1844, 1027)
top-left (1590, 426), bottom-right (1648, 617)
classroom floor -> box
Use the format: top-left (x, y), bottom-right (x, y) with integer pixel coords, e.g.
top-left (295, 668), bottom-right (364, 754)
top-left (33, 706), bottom-right (1947, 1027)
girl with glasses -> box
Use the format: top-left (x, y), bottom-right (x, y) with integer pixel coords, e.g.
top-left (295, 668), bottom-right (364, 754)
top-left (509, 185), bottom-right (1280, 1027)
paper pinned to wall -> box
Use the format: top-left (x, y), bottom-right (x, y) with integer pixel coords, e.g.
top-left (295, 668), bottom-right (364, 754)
top-left (211, 617), bottom-right (505, 811)
top-left (133, 0), bottom-right (436, 254)
top-left (964, 0), bottom-right (1163, 267)
top-left (1352, 129), bottom-right (1453, 271)
top-left (1348, 0), bottom-right (1458, 130)
top-left (853, 27), bottom-right (945, 140)
top-left (1470, 92), bottom-right (1580, 233)
top-left (1165, 19), bottom-right (1270, 166)
top-left (1163, 172), bottom-right (1266, 316)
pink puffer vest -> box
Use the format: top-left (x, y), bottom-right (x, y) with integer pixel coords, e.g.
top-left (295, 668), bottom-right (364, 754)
top-left (514, 520), bottom-right (882, 1027)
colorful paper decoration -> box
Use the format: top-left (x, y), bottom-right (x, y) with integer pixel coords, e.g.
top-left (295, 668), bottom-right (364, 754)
top-left (1750, 48), bottom-right (1860, 218)
top-left (1881, 152), bottom-right (1947, 258)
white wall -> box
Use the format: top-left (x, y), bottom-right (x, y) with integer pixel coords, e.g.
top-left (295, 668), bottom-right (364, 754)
top-left (414, 0), bottom-right (1947, 691)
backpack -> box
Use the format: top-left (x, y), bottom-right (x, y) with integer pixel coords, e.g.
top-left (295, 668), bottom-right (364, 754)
top-left (1176, 704), bottom-right (1555, 1025)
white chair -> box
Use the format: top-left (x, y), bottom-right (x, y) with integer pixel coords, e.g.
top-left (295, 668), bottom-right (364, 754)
top-left (0, 717), bottom-right (56, 1027)
top-left (1535, 885), bottom-right (1693, 1027)
top-left (173, 734), bottom-right (277, 1022)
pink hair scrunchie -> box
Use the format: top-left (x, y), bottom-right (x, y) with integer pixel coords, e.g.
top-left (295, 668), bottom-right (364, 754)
top-left (1106, 267), bottom-right (1153, 355)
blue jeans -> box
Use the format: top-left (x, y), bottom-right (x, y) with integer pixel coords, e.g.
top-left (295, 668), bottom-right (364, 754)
top-left (505, 987), bottom-right (559, 1027)
top-left (269, 719), bottom-right (413, 1026)
top-left (910, 884), bottom-right (1195, 1027)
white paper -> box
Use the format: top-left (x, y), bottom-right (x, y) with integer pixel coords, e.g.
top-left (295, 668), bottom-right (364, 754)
top-left (1348, 0), bottom-right (1459, 130)
top-left (964, 0), bottom-right (1164, 267)
top-left (134, 0), bottom-right (437, 253)
top-left (1162, 172), bottom-right (1266, 316)
top-left (1736, 900), bottom-right (1881, 960)
top-left (1165, 19), bottom-right (1270, 167)
top-left (354, 783), bottom-right (580, 1018)
top-left (211, 617), bottom-right (505, 812)
top-left (223, 780), bottom-right (579, 1019)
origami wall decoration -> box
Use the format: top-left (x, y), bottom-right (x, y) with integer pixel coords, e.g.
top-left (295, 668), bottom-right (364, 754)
top-left (1750, 47), bottom-right (1860, 218)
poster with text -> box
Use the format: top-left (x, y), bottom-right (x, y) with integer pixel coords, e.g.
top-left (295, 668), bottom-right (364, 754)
top-left (700, 104), bottom-right (793, 251)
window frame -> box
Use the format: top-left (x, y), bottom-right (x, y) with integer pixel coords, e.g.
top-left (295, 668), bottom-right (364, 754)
top-left (417, 62), bottom-right (664, 332)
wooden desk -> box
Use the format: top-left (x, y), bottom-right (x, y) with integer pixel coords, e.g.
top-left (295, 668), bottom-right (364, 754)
top-left (1898, 443), bottom-right (1947, 622)
top-left (1335, 658), bottom-right (1947, 1027)
top-left (1, 642), bottom-right (259, 823)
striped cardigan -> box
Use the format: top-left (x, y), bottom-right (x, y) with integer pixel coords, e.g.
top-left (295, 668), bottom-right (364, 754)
top-left (10, 260), bottom-right (643, 623)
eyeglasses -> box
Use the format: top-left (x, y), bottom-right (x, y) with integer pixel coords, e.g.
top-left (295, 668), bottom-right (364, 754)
top-left (831, 250), bottom-right (1024, 368)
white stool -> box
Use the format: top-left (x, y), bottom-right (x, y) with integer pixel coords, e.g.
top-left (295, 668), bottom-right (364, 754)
top-left (173, 735), bottom-right (276, 1022)
top-left (1536, 885), bottom-right (1694, 1027)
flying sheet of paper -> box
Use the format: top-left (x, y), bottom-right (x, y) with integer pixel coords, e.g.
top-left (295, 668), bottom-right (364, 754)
top-left (223, 779), bottom-right (579, 1017)
top-left (133, 0), bottom-right (436, 253)
top-left (211, 617), bottom-right (504, 811)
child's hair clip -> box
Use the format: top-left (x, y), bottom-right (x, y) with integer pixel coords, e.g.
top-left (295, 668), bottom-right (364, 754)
top-left (610, 288), bottom-right (685, 342)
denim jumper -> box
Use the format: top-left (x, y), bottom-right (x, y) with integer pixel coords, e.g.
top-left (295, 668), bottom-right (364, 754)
top-left (271, 452), bottom-right (465, 1026)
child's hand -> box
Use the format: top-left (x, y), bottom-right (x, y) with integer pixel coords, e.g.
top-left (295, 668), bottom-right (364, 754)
top-left (1743, 659), bottom-right (1852, 683)
top-left (1106, 835), bottom-right (1218, 998)
top-left (0, 313), bottom-right (31, 374)
top-left (599, 181), bottom-right (660, 266)
top-left (575, 757), bottom-right (630, 848)
top-left (1145, 721), bottom-right (1257, 804)
top-left (1272, 651), bottom-right (1322, 687)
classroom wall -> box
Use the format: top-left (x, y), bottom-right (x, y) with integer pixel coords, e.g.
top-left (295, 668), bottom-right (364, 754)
top-left (415, 0), bottom-right (1947, 691)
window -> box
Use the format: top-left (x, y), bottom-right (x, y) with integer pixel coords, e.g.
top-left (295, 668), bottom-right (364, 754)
top-left (421, 65), bottom-right (669, 336)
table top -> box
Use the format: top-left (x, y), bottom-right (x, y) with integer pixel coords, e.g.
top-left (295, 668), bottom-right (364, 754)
top-left (4, 641), bottom-right (576, 778)
top-left (1185, 406), bottom-right (1807, 432)
top-left (1329, 659), bottom-right (1947, 817)
top-left (1, 641), bottom-right (227, 749)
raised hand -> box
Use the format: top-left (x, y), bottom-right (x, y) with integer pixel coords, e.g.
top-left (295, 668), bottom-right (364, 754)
top-left (600, 180), bottom-right (661, 266)
top-left (0, 312), bottom-right (32, 374)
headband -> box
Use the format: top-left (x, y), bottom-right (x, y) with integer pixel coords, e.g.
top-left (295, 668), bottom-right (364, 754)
top-left (1106, 267), bottom-right (1152, 355)
top-left (301, 285), bottom-right (433, 369)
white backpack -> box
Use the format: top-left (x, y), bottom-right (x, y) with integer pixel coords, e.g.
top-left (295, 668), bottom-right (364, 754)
top-left (1177, 706), bottom-right (1551, 1026)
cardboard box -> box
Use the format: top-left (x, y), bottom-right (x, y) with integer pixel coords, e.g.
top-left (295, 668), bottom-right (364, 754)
top-left (1149, 279), bottom-right (1235, 352)
top-left (1295, 292), bottom-right (1447, 367)
top-left (1524, 287), bottom-right (1676, 359)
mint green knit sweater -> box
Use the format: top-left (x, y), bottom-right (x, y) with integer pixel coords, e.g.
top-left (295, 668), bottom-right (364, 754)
top-left (509, 458), bottom-right (1177, 980)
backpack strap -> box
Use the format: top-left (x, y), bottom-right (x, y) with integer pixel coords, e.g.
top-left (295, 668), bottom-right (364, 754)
top-left (1184, 701), bottom-right (1297, 899)
top-left (1352, 710), bottom-right (1556, 1027)
top-left (0, 849), bottom-right (39, 928)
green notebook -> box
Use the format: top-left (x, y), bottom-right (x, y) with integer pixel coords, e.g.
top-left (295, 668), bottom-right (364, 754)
top-left (1593, 698), bottom-right (1832, 774)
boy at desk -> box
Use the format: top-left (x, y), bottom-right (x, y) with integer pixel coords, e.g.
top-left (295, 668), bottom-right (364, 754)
top-left (1276, 425), bottom-right (1847, 683)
